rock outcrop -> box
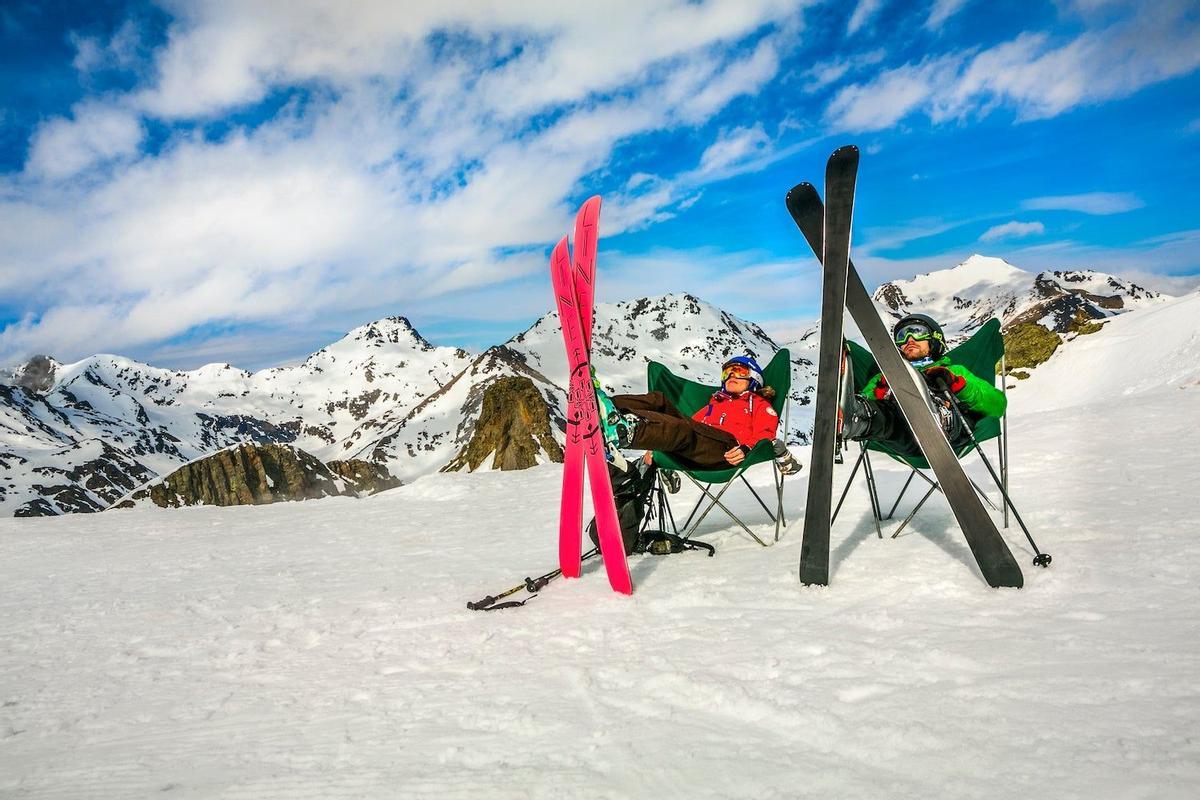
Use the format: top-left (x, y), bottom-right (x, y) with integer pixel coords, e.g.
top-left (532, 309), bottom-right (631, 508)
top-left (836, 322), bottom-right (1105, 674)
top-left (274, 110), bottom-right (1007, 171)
top-left (325, 458), bottom-right (403, 494)
top-left (443, 376), bottom-right (564, 472)
top-left (113, 443), bottom-right (394, 510)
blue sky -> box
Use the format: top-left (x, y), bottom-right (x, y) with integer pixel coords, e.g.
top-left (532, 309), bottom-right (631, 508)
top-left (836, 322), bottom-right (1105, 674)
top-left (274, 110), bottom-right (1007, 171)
top-left (1, 0), bottom-right (1197, 370)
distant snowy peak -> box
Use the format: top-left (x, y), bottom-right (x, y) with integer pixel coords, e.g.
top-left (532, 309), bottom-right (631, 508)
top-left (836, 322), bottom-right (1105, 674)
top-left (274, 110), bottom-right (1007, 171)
top-left (309, 316), bottom-right (447, 361)
top-left (875, 254), bottom-right (1169, 339)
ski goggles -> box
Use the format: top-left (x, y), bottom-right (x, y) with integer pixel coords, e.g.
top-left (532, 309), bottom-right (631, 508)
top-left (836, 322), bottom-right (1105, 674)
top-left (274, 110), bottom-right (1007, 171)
top-left (894, 323), bottom-right (934, 344)
top-left (722, 364), bottom-right (753, 380)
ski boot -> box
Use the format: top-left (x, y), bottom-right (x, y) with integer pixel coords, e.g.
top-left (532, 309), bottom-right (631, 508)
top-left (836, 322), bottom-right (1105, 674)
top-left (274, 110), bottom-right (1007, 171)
top-left (772, 438), bottom-right (802, 475)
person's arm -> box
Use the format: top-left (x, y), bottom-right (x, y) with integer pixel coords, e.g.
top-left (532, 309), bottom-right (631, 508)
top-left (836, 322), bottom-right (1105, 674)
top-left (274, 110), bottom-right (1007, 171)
top-left (753, 399), bottom-right (780, 444)
top-left (948, 365), bottom-right (1007, 417)
top-left (860, 372), bottom-right (888, 399)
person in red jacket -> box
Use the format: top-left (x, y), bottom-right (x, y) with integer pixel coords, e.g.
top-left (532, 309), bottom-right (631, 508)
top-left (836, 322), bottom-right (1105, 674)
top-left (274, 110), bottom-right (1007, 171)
top-left (610, 356), bottom-right (786, 471)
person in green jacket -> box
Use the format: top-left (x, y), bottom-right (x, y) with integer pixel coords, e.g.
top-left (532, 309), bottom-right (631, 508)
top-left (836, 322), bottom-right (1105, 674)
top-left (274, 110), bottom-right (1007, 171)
top-left (842, 313), bottom-right (1005, 458)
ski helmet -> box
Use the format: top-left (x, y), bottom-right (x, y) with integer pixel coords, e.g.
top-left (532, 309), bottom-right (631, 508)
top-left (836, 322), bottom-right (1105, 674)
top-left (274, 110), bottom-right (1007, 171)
top-left (892, 313), bottom-right (947, 358)
top-left (721, 355), bottom-right (764, 392)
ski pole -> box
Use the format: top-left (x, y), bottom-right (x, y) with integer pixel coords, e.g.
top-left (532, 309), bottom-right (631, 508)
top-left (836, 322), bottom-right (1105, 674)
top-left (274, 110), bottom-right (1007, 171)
top-left (935, 379), bottom-right (1051, 568)
top-left (468, 548), bottom-right (602, 611)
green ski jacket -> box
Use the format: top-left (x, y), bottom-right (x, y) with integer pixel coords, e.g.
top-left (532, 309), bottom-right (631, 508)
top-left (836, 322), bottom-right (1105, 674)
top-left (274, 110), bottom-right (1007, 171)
top-left (860, 356), bottom-right (1007, 418)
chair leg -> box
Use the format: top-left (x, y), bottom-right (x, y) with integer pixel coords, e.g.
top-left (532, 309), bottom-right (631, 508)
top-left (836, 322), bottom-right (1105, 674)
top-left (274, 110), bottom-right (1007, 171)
top-left (891, 484), bottom-right (938, 538)
top-left (830, 448), bottom-right (866, 526)
top-left (740, 473), bottom-right (776, 522)
top-left (773, 461), bottom-right (785, 543)
top-left (885, 470), bottom-right (917, 520)
top-left (861, 447), bottom-right (883, 539)
top-left (680, 471), bottom-right (769, 547)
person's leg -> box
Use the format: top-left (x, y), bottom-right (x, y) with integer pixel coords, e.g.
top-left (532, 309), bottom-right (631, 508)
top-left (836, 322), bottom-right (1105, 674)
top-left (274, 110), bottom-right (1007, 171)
top-left (845, 397), bottom-right (927, 458)
top-left (623, 410), bottom-right (738, 469)
top-left (612, 391), bottom-right (685, 418)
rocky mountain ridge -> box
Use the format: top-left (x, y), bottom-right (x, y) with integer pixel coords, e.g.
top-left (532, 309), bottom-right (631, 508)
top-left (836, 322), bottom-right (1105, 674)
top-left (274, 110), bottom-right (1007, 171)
top-left (1, 258), bottom-right (1168, 516)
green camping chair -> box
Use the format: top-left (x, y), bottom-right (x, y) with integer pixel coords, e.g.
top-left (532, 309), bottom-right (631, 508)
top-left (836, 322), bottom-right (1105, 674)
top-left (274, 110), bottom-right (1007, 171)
top-left (832, 318), bottom-right (1013, 538)
top-left (646, 348), bottom-right (793, 546)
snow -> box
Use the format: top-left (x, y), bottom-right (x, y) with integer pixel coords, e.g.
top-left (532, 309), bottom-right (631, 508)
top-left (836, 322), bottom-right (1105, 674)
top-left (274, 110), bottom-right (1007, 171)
top-left (4, 366), bottom-right (1200, 797)
top-left (1014, 291), bottom-right (1200, 412)
top-left (4, 283), bottom-right (1200, 796)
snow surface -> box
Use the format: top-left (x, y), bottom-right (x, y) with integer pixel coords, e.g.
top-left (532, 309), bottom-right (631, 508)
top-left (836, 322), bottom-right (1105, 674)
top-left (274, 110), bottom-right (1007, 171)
top-left (1013, 291), bottom-right (1200, 411)
top-left (4, 307), bottom-right (1200, 797)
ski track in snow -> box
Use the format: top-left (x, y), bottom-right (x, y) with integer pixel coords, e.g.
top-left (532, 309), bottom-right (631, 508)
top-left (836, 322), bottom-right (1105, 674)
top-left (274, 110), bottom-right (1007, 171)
top-left (2, 392), bottom-right (1200, 798)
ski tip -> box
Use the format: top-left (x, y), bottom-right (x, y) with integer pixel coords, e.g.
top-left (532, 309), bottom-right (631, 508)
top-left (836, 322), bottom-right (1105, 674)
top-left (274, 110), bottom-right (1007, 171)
top-left (577, 196), bottom-right (602, 224)
top-left (785, 181), bottom-right (815, 201)
top-left (831, 144), bottom-right (860, 158)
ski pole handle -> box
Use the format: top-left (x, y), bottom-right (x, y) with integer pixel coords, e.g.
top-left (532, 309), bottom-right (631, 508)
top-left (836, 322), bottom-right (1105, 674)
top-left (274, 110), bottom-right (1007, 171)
top-left (467, 595), bottom-right (497, 611)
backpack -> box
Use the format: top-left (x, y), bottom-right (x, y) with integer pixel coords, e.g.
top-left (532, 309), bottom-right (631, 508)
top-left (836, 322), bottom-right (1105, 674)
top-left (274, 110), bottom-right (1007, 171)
top-left (587, 461), bottom-right (714, 557)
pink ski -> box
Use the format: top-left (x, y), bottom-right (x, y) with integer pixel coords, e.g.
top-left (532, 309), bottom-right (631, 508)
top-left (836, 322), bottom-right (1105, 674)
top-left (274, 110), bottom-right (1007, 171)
top-left (550, 202), bottom-right (632, 594)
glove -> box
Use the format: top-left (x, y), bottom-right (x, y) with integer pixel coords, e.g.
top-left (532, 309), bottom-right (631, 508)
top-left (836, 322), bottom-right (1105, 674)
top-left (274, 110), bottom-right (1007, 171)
top-left (924, 365), bottom-right (966, 393)
top-left (873, 374), bottom-right (891, 400)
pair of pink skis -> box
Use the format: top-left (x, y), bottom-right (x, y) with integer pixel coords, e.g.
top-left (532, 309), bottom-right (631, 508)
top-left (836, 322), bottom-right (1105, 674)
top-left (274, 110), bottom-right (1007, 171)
top-left (549, 197), bottom-right (633, 595)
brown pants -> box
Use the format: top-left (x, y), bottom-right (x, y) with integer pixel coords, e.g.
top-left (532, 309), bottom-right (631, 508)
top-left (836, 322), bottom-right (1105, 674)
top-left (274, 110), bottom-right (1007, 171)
top-left (612, 391), bottom-right (738, 471)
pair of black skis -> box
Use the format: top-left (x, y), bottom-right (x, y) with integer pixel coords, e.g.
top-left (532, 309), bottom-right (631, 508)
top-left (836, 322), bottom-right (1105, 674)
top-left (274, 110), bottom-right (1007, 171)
top-left (789, 146), bottom-right (1025, 589)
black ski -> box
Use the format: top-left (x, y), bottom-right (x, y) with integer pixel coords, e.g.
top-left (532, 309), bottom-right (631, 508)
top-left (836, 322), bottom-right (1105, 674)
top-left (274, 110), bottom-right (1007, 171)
top-left (797, 145), bottom-right (859, 587)
top-left (786, 181), bottom-right (1024, 589)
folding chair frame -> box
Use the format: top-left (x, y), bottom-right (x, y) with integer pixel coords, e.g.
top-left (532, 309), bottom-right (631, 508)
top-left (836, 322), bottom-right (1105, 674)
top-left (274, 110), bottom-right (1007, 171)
top-left (831, 355), bottom-right (1014, 539)
top-left (671, 461), bottom-right (786, 547)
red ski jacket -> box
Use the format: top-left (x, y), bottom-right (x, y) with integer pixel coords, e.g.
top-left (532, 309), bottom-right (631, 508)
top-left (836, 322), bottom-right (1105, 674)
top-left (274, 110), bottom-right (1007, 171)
top-left (691, 390), bottom-right (779, 448)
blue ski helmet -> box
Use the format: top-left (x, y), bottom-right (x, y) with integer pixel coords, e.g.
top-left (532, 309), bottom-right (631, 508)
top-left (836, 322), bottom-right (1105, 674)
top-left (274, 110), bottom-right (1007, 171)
top-left (721, 356), bottom-right (764, 392)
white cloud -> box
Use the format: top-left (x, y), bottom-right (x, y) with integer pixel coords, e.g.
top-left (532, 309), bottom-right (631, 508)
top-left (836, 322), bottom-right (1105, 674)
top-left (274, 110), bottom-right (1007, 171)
top-left (847, 0), bottom-right (883, 35)
top-left (698, 125), bottom-right (772, 176)
top-left (1023, 192), bottom-right (1144, 215)
top-left (827, 1), bottom-right (1200, 130)
top-left (924, 0), bottom-right (968, 31)
top-left (1, 0), bottom-right (814, 364)
top-left (825, 56), bottom-right (959, 131)
top-left (979, 220), bottom-right (1045, 241)
top-left (71, 19), bottom-right (142, 74)
top-left (802, 49), bottom-right (887, 93)
top-left (25, 103), bottom-right (145, 180)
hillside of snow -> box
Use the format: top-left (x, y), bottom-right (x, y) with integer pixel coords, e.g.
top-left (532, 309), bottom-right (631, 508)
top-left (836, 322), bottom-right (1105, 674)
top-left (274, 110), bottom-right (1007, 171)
top-left (1013, 291), bottom-right (1200, 412)
top-left (4, 317), bottom-right (1200, 795)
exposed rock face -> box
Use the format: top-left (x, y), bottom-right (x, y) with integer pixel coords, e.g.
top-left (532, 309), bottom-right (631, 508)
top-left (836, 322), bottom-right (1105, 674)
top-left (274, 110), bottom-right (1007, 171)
top-left (10, 438), bottom-right (156, 517)
top-left (1002, 323), bottom-right (1063, 375)
top-left (325, 459), bottom-right (402, 494)
top-left (8, 356), bottom-right (58, 394)
top-left (113, 443), bottom-right (370, 510)
top-left (443, 376), bottom-right (564, 472)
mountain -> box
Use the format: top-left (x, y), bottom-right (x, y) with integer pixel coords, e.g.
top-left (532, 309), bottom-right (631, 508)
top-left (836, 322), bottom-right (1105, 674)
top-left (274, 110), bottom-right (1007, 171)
top-left (112, 443), bottom-right (399, 510)
top-left (0, 317), bottom-right (471, 516)
top-left (0, 259), bottom-right (1179, 517)
top-left (874, 254), bottom-right (1166, 339)
top-left (1012, 290), bottom-right (1200, 412)
top-left (0, 295), bottom-right (810, 516)
top-left (352, 293), bottom-right (815, 482)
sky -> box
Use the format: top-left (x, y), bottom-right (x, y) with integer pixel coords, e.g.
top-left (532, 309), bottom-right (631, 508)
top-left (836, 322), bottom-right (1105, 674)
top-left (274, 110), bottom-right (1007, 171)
top-left (0, 0), bottom-right (1197, 370)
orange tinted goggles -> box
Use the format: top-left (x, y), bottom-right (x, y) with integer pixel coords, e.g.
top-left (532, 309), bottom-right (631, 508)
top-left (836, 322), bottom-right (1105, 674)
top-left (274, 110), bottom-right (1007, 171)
top-left (722, 364), bottom-right (753, 380)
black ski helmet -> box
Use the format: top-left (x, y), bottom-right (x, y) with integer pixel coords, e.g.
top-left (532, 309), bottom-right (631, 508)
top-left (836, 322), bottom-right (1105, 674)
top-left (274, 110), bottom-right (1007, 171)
top-left (892, 313), bottom-right (947, 358)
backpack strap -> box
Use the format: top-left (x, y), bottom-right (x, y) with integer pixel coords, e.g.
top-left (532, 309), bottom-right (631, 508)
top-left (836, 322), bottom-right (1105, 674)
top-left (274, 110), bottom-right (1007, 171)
top-left (638, 529), bottom-right (715, 557)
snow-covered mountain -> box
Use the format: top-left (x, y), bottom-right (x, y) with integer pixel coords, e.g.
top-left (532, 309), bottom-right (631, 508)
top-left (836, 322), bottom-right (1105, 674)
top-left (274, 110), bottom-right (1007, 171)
top-left (0, 317), bottom-right (472, 516)
top-left (350, 293), bottom-right (815, 481)
top-left (0, 257), bottom-right (1181, 517)
top-left (0, 295), bottom-right (811, 515)
top-left (874, 254), bottom-right (1166, 341)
